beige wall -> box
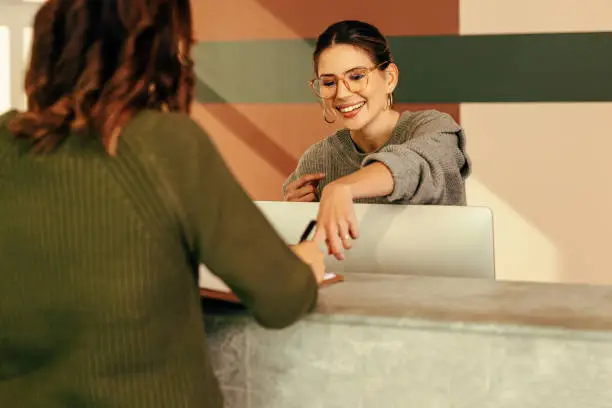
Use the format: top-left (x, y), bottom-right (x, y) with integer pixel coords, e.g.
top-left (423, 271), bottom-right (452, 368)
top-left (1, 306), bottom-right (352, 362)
top-left (460, 0), bottom-right (612, 284)
top-left (463, 103), bottom-right (612, 284)
top-left (0, 25), bottom-right (9, 113)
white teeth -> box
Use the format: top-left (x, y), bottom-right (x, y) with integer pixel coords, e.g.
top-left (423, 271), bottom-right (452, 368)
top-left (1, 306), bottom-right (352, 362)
top-left (338, 102), bottom-right (365, 113)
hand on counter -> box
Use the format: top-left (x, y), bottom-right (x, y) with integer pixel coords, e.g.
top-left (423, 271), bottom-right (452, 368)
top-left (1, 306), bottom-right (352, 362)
top-left (313, 182), bottom-right (360, 261)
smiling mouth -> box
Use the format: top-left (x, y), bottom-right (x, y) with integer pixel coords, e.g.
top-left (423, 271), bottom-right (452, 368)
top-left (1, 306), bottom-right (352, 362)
top-left (336, 102), bottom-right (366, 113)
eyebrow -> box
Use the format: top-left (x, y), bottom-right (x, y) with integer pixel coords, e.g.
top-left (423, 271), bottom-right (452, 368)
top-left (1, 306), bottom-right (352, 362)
top-left (319, 65), bottom-right (369, 77)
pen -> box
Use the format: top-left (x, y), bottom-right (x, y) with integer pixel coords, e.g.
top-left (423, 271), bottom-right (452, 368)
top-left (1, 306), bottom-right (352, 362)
top-left (299, 220), bottom-right (317, 243)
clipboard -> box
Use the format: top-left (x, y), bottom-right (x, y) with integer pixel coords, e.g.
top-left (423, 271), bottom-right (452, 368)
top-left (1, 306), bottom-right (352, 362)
top-left (199, 271), bottom-right (344, 303)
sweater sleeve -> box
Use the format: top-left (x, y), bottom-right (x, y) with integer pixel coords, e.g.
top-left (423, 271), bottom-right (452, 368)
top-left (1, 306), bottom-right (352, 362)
top-left (282, 141), bottom-right (327, 197)
top-left (282, 171), bottom-right (298, 196)
top-left (159, 114), bottom-right (318, 329)
top-left (362, 111), bottom-right (470, 205)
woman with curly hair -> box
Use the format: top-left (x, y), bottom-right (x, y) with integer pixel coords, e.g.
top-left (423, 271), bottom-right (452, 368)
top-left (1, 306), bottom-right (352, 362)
top-left (0, 1), bottom-right (324, 406)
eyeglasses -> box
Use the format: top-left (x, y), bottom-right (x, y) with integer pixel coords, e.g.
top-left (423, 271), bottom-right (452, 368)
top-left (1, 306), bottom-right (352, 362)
top-left (309, 62), bottom-right (389, 99)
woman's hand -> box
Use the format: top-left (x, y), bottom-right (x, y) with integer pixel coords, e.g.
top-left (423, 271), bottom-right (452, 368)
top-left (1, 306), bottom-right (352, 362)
top-left (284, 173), bottom-right (325, 202)
top-left (313, 182), bottom-right (360, 260)
top-left (290, 241), bottom-right (326, 284)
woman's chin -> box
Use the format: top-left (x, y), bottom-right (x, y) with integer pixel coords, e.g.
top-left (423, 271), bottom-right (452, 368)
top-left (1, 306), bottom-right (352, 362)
top-left (341, 115), bottom-right (369, 131)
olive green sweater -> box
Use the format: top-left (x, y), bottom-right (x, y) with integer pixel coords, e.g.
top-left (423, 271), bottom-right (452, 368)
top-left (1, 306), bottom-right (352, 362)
top-left (0, 109), bottom-right (317, 407)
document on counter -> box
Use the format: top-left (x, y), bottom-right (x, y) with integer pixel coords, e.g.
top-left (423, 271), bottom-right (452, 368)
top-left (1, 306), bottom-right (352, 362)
top-left (198, 265), bottom-right (343, 304)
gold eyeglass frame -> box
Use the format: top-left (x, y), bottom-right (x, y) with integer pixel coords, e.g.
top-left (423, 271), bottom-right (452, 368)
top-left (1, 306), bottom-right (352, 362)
top-left (308, 61), bottom-right (391, 99)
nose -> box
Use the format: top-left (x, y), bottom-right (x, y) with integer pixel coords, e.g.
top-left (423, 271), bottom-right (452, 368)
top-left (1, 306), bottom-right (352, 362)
top-left (335, 79), bottom-right (352, 99)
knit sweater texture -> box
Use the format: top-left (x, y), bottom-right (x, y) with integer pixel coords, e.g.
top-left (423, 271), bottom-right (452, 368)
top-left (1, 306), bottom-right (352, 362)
top-left (283, 110), bottom-right (471, 205)
top-left (0, 109), bottom-right (317, 408)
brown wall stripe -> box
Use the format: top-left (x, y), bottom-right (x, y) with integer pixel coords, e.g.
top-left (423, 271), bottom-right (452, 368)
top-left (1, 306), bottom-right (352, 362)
top-left (192, 0), bottom-right (459, 41)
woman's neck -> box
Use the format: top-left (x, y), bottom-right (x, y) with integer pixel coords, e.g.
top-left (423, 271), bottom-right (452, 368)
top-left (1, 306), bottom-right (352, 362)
top-left (350, 109), bottom-right (400, 153)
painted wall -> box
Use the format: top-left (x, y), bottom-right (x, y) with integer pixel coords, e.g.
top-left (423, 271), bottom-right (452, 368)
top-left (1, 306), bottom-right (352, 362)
top-left (190, 0), bottom-right (460, 201)
top-left (459, 0), bottom-right (612, 284)
top-left (192, 0), bottom-right (612, 285)
top-left (2, 0), bottom-right (611, 285)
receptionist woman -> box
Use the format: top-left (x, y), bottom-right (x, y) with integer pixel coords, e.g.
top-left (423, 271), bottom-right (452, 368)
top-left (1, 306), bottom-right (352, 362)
top-left (283, 20), bottom-right (471, 260)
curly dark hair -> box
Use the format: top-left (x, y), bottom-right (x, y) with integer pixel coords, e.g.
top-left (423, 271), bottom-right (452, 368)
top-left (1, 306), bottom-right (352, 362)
top-left (8, 0), bottom-right (195, 155)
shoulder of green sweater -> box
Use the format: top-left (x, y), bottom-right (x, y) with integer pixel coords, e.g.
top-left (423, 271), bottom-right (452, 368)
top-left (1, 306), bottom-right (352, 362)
top-left (0, 110), bottom-right (18, 155)
top-left (0, 109), bottom-right (18, 137)
top-left (0, 109), bottom-right (17, 125)
top-left (124, 110), bottom-right (206, 150)
top-left (119, 110), bottom-right (220, 170)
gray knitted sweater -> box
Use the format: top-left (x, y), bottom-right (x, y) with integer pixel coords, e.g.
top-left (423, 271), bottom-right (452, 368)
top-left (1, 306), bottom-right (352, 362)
top-left (283, 110), bottom-right (471, 205)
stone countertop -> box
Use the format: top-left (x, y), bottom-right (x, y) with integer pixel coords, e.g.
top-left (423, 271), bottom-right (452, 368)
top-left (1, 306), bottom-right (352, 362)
top-left (202, 273), bottom-right (612, 335)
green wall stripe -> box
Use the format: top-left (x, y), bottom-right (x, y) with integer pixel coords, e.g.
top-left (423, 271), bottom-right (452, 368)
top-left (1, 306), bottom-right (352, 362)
top-left (193, 32), bottom-right (612, 104)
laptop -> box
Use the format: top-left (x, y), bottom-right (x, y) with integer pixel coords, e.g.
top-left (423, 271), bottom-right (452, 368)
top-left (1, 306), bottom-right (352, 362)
top-left (254, 201), bottom-right (495, 279)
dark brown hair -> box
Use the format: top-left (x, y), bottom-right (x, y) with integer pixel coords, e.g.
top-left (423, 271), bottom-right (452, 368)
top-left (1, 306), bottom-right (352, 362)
top-left (9, 0), bottom-right (195, 155)
top-left (313, 20), bottom-right (393, 75)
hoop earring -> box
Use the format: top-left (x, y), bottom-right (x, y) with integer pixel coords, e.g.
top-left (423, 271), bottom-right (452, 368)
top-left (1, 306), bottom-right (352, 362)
top-left (386, 93), bottom-right (394, 110)
top-left (323, 107), bottom-right (336, 124)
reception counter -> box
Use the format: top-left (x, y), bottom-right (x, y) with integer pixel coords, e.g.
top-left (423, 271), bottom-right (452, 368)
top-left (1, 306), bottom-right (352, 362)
top-left (202, 273), bottom-right (612, 407)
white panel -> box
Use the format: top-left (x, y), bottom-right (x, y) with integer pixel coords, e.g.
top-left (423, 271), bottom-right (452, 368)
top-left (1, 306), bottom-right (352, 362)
top-left (461, 0), bottom-right (612, 35)
top-left (0, 25), bottom-right (10, 114)
top-left (253, 201), bottom-right (495, 279)
top-left (461, 102), bottom-right (612, 285)
top-left (22, 26), bottom-right (31, 107)
top-left (23, 26), bottom-right (31, 62)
